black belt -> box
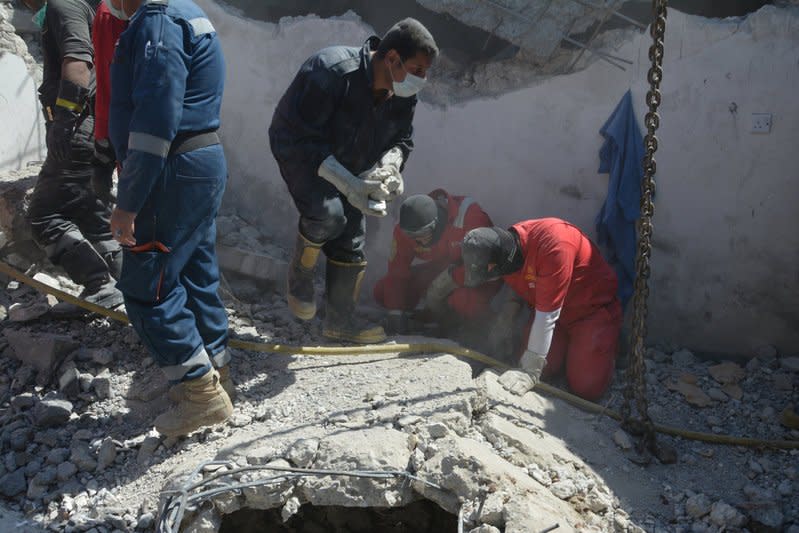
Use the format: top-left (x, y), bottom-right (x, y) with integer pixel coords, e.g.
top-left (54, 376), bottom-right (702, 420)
top-left (169, 131), bottom-right (220, 156)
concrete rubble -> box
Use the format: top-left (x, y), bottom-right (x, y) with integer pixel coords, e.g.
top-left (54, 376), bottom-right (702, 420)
top-left (1, 257), bottom-right (798, 532)
top-left (1, 2), bottom-right (799, 533)
top-left (1, 178), bottom-right (799, 529)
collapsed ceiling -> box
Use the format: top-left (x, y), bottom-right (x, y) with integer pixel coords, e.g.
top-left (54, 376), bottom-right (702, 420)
top-left (218, 0), bottom-right (776, 104)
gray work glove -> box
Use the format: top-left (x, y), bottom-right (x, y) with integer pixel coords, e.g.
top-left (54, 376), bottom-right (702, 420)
top-left (422, 268), bottom-right (458, 317)
top-left (319, 155), bottom-right (388, 216)
top-left (498, 369), bottom-right (535, 396)
top-left (359, 147), bottom-right (404, 202)
top-left (498, 350), bottom-right (547, 396)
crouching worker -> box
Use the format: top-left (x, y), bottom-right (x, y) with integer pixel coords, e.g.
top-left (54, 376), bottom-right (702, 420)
top-left (461, 218), bottom-right (622, 401)
top-left (107, 0), bottom-right (233, 437)
top-left (374, 191), bottom-right (500, 335)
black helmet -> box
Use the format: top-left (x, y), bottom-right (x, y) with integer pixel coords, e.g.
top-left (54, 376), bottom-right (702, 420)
top-left (461, 227), bottom-right (522, 287)
top-left (399, 195), bottom-right (440, 241)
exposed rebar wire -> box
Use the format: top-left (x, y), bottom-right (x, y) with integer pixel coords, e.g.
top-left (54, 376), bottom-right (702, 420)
top-left (564, 6), bottom-right (614, 73)
top-left (156, 460), bottom-right (442, 532)
top-left (566, 0), bottom-right (647, 29)
top-left (478, 0), bottom-right (632, 69)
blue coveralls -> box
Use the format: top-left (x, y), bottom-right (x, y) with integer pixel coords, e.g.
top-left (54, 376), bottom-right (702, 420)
top-left (109, 0), bottom-right (229, 382)
top-left (268, 37), bottom-right (415, 263)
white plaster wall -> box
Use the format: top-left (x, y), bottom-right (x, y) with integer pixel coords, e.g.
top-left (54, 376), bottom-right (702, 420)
top-left (0, 52), bottom-right (45, 172)
top-left (199, 1), bottom-right (799, 355)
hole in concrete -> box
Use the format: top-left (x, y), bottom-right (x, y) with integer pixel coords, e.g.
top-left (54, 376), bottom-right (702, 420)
top-left (219, 500), bottom-right (458, 533)
top-left (219, 0), bottom-right (516, 64)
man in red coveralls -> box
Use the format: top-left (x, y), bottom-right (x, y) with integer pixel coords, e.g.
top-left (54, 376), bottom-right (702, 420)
top-left (374, 190), bottom-right (500, 334)
top-left (90, 0), bottom-right (127, 203)
top-left (461, 218), bottom-right (622, 400)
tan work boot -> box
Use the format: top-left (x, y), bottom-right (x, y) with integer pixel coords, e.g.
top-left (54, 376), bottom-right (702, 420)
top-left (168, 365), bottom-right (236, 402)
top-left (155, 369), bottom-right (233, 438)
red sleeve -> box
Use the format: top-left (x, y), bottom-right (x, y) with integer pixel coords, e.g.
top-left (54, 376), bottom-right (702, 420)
top-left (385, 225), bottom-right (416, 281)
top-left (534, 237), bottom-right (576, 312)
top-left (451, 202), bottom-right (492, 286)
top-left (92, 7), bottom-right (127, 141)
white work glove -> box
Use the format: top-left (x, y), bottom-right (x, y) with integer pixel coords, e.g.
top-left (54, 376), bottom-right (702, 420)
top-left (319, 155), bottom-right (389, 217)
top-left (422, 268), bottom-right (458, 317)
top-left (499, 350), bottom-right (547, 395)
top-left (359, 147), bottom-right (404, 202)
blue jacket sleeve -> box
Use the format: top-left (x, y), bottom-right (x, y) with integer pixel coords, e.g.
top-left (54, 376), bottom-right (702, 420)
top-left (116, 13), bottom-right (188, 213)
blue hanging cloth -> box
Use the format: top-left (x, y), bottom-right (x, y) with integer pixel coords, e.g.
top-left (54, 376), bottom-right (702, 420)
top-left (595, 89), bottom-right (646, 309)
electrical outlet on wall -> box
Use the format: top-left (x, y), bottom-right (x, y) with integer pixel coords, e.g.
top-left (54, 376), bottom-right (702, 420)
top-left (751, 113), bottom-right (772, 133)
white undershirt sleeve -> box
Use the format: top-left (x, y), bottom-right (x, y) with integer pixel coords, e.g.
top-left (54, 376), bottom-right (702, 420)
top-left (526, 308), bottom-right (562, 356)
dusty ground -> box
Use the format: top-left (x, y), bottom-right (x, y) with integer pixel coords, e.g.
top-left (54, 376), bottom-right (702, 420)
top-left (1, 264), bottom-right (798, 532)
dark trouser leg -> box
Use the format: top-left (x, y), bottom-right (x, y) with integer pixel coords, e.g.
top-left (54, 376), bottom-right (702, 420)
top-left (278, 163), bottom-right (349, 320)
top-left (118, 145), bottom-right (228, 383)
top-left (316, 191), bottom-right (385, 342)
top-left (28, 117), bottom-right (120, 302)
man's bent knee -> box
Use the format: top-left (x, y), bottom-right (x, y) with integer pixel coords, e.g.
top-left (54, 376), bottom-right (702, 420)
top-left (566, 359), bottom-right (615, 401)
top-left (299, 211), bottom-right (347, 243)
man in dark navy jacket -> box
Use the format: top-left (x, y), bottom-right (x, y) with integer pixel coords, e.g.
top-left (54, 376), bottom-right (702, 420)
top-left (269, 18), bottom-right (438, 344)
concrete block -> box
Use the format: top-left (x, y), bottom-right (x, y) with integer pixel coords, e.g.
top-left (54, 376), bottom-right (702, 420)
top-left (216, 244), bottom-right (287, 285)
top-left (0, 54), bottom-right (45, 173)
top-left (4, 330), bottom-right (78, 372)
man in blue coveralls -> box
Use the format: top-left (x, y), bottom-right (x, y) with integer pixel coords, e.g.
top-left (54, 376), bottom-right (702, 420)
top-left (106, 0), bottom-right (232, 437)
top-left (269, 18), bottom-right (438, 344)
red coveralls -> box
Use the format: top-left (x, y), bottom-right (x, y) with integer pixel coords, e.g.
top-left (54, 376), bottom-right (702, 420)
top-left (91, 2), bottom-right (127, 142)
top-left (374, 189), bottom-right (501, 319)
top-left (504, 219), bottom-right (622, 400)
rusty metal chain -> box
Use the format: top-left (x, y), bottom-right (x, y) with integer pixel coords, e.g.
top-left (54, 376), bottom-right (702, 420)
top-left (621, 0), bottom-right (668, 458)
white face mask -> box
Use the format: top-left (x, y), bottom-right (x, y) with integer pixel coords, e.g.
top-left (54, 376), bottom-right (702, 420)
top-left (389, 59), bottom-right (426, 98)
top-left (104, 0), bottom-right (129, 21)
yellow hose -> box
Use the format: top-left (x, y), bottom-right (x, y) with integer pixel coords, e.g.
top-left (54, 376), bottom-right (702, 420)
top-left (2, 260), bottom-right (797, 450)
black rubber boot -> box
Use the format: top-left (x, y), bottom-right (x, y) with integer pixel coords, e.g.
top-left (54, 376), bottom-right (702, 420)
top-left (51, 239), bottom-right (124, 316)
top-left (322, 260), bottom-right (386, 344)
top-left (287, 232), bottom-right (322, 320)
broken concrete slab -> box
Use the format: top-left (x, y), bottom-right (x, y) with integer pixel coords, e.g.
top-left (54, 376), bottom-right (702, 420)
top-left (780, 356), bottom-right (799, 373)
top-left (667, 380), bottom-right (713, 407)
top-left (7, 300), bottom-right (50, 322)
top-left (34, 398), bottom-right (73, 428)
top-left (216, 244), bottom-right (287, 287)
top-left (413, 434), bottom-right (584, 528)
top-left (708, 362), bottom-right (745, 385)
top-left (301, 428), bottom-right (413, 507)
top-left (4, 330), bottom-right (78, 372)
